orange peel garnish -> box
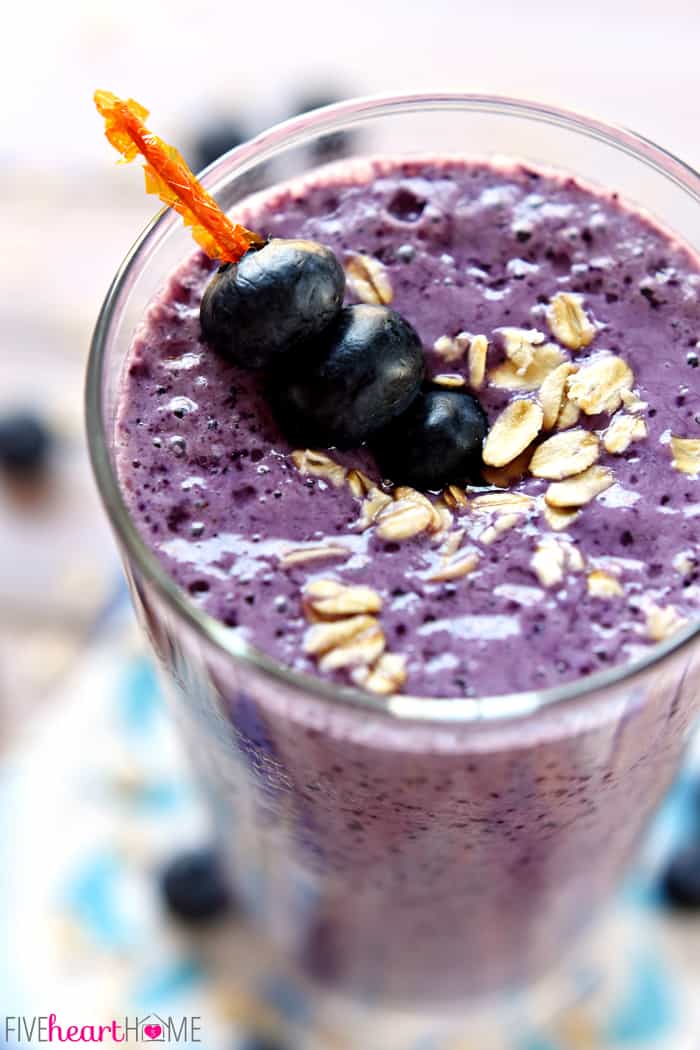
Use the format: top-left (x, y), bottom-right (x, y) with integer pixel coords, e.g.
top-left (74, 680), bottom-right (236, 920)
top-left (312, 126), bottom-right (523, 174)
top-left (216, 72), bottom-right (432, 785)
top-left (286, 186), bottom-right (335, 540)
top-left (94, 90), bottom-right (264, 263)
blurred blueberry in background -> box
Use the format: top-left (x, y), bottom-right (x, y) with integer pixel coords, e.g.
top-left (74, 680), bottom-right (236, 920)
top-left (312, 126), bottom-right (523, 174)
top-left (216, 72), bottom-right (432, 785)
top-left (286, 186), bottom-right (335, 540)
top-left (160, 847), bottom-right (234, 923)
top-left (0, 410), bottom-right (51, 478)
top-left (291, 91), bottom-right (355, 163)
top-left (237, 1036), bottom-right (289, 1050)
top-left (191, 118), bottom-right (249, 172)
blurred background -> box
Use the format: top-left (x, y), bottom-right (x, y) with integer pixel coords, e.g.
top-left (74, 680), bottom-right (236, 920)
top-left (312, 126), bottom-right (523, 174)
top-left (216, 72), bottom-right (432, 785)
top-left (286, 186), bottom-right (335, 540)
top-left (1, 1), bottom-right (700, 1047)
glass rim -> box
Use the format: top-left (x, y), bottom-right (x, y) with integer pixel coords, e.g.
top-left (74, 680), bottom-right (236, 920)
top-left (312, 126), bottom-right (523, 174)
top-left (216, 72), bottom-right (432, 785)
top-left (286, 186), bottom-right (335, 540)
top-left (86, 90), bottom-right (700, 725)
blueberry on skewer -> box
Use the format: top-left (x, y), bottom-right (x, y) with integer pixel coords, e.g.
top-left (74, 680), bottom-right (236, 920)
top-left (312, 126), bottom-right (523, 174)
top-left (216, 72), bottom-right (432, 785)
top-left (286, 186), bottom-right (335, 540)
top-left (270, 304), bottom-right (424, 448)
top-left (200, 239), bottom-right (346, 370)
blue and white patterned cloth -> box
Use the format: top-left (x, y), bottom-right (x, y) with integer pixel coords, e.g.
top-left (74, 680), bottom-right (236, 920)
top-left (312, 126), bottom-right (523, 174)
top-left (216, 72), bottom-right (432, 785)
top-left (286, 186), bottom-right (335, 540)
top-left (2, 596), bottom-right (699, 1049)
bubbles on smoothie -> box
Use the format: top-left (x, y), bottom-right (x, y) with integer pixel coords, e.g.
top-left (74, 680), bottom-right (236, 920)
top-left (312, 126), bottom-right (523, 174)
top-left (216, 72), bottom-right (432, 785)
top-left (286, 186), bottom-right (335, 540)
top-left (543, 247), bottom-right (572, 276)
top-left (166, 504), bottom-right (190, 532)
top-left (506, 258), bottom-right (539, 279)
top-left (512, 222), bottom-right (533, 243)
top-left (386, 188), bottom-right (426, 222)
top-left (396, 243), bottom-right (416, 263)
top-left (188, 579), bottom-right (210, 596)
top-left (163, 352), bottom-right (202, 371)
top-left (166, 396), bottom-right (198, 418)
top-left (168, 435), bottom-right (187, 457)
top-left (232, 484), bottom-right (257, 504)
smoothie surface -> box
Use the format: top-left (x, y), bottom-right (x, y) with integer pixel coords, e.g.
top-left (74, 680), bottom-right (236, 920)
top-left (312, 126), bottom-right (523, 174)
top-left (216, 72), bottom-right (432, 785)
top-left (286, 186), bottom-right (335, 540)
top-left (116, 157), bottom-right (700, 697)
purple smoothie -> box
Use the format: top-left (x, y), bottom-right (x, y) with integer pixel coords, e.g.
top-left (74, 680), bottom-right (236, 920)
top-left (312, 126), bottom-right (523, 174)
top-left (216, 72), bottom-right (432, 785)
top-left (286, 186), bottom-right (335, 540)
top-left (112, 157), bottom-right (700, 1000)
top-left (117, 158), bottom-right (700, 698)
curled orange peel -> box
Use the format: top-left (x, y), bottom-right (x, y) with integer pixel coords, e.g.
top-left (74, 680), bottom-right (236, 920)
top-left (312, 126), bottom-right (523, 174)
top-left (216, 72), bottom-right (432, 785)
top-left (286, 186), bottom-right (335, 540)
top-left (94, 90), bottom-right (264, 263)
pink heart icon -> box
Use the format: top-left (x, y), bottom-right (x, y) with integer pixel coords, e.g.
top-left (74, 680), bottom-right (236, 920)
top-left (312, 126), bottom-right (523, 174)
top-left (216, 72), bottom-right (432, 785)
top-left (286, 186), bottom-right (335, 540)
top-left (143, 1025), bottom-right (162, 1040)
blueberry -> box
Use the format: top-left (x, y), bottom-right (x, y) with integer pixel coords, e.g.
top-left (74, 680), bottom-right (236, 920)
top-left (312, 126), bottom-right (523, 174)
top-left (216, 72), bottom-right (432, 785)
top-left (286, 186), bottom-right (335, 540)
top-left (0, 411), bottom-right (51, 476)
top-left (372, 388), bottom-right (488, 490)
top-left (191, 118), bottom-right (247, 171)
top-left (160, 847), bottom-right (232, 922)
top-left (238, 1036), bottom-right (289, 1050)
top-left (200, 239), bottom-right (345, 370)
top-left (661, 843), bottom-right (700, 909)
top-left (270, 304), bottom-right (424, 448)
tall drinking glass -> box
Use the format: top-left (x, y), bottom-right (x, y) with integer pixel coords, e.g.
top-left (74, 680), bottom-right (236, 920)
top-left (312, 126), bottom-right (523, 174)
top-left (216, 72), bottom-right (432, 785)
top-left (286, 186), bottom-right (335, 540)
top-left (87, 95), bottom-right (700, 1043)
